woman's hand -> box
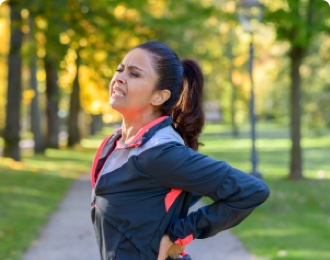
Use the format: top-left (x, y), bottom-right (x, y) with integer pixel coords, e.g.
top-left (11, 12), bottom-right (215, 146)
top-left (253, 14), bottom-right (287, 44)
top-left (157, 234), bottom-right (185, 260)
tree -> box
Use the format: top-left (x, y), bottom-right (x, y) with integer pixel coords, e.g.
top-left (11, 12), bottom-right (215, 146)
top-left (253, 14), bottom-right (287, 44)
top-left (3, 0), bottom-right (23, 161)
top-left (44, 54), bottom-right (60, 148)
top-left (264, 0), bottom-right (330, 180)
top-left (28, 16), bottom-right (46, 154)
top-left (42, 1), bottom-right (68, 148)
top-left (67, 50), bottom-right (81, 147)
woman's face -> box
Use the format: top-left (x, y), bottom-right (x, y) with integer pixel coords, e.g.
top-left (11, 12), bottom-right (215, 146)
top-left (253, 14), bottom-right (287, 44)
top-left (109, 48), bottom-right (159, 116)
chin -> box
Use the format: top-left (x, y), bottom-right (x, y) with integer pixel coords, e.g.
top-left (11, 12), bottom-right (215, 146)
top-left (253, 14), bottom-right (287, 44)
top-left (110, 103), bottom-right (124, 114)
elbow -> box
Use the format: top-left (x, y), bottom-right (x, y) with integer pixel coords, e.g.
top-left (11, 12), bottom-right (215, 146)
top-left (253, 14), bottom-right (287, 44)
top-left (257, 181), bottom-right (270, 205)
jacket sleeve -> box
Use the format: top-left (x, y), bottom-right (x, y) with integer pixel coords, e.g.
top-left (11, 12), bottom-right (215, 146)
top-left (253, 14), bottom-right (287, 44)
top-left (137, 142), bottom-right (270, 244)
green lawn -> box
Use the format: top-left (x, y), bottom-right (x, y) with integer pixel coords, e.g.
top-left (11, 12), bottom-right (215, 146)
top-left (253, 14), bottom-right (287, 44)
top-left (0, 144), bottom-right (101, 260)
top-left (1, 123), bottom-right (329, 260)
top-left (200, 123), bottom-right (330, 260)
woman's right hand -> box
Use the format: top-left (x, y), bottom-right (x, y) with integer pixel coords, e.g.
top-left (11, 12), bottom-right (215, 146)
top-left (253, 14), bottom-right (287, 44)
top-left (157, 234), bottom-right (185, 260)
top-left (168, 242), bottom-right (185, 259)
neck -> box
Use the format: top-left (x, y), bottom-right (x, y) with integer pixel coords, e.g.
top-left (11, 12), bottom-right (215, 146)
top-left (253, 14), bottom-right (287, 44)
top-left (120, 112), bottom-right (161, 143)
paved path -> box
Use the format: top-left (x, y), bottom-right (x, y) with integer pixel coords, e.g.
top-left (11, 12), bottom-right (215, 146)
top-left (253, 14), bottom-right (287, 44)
top-left (24, 175), bottom-right (260, 260)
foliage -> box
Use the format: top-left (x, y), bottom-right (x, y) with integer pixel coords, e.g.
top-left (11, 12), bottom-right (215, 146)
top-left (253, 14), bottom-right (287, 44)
top-left (263, 0), bottom-right (330, 47)
top-left (1, 0), bottom-right (330, 158)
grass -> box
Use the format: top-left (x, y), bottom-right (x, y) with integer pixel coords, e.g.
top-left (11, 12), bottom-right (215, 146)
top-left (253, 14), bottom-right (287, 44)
top-left (200, 122), bottom-right (330, 260)
top-left (0, 143), bottom-right (102, 260)
top-left (1, 122), bottom-right (330, 260)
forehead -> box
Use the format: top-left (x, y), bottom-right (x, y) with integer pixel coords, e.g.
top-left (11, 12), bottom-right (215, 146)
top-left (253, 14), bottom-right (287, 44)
top-left (122, 48), bottom-right (155, 70)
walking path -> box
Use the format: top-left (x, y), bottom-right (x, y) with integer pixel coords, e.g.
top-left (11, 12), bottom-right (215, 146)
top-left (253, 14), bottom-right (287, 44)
top-left (23, 174), bottom-right (261, 260)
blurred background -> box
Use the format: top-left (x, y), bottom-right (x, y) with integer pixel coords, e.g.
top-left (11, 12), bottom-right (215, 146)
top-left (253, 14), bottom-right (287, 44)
top-left (1, 0), bottom-right (330, 259)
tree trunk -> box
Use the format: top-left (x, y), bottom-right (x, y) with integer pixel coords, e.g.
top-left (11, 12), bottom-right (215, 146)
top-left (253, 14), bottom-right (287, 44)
top-left (90, 114), bottom-right (104, 135)
top-left (3, 1), bottom-right (23, 161)
top-left (288, 46), bottom-right (305, 180)
top-left (67, 51), bottom-right (81, 147)
top-left (44, 56), bottom-right (60, 148)
top-left (29, 17), bottom-right (46, 154)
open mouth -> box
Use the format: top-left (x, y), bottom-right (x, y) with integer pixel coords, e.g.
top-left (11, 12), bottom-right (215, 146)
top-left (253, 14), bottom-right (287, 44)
top-left (112, 88), bottom-right (126, 97)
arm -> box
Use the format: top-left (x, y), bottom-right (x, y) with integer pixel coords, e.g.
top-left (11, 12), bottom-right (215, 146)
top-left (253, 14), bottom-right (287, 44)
top-left (139, 142), bottom-right (270, 244)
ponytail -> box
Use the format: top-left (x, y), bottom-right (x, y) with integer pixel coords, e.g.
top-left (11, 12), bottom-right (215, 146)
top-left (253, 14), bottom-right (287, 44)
top-left (172, 59), bottom-right (205, 151)
top-left (135, 41), bottom-right (205, 150)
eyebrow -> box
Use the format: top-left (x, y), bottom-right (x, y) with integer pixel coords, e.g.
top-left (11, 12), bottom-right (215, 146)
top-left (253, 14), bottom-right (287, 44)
top-left (119, 64), bottom-right (144, 71)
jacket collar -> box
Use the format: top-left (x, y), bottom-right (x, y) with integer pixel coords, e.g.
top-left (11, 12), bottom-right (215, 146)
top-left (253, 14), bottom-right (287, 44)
top-left (91, 116), bottom-right (173, 188)
top-left (118, 116), bottom-right (172, 148)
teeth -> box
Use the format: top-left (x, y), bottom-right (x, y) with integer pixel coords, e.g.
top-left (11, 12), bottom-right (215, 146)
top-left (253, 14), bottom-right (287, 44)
top-left (113, 90), bottom-right (125, 97)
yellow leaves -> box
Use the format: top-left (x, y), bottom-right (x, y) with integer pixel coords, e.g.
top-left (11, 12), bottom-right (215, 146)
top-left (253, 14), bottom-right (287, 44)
top-left (300, 64), bottom-right (311, 78)
top-left (21, 9), bottom-right (30, 34)
top-left (35, 32), bottom-right (46, 58)
top-left (71, 64), bottom-right (120, 123)
top-left (202, 61), bottom-right (213, 75)
top-left (60, 32), bottom-right (70, 45)
top-left (35, 16), bottom-right (47, 30)
top-left (0, 157), bottom-right (26, 171)
top-left (319, 34), bottom-right (330, 60)
top-left (20, 9), bottom-right (29, 19)
top-left (114, 4), bottom-right (126, 19)
top-left (79, 65), bottom-right (108, 113)
top-left (58, 48), bottom-right (76, 90)
top-left (22, 89), bottom-right (35, 105)
top-left (114, 31), bottom-right (141, 50)
top-left (128, 37), bottom-right (140, 49)
top-left (0, 9), bottom-right (9, 55)
top-left (126, 9), bottom-right (139, 21)
top-left (114, 4), bottom-right (140, 22)
top-left (260, 0), bottom-right (289, 12)
top-left (221, 0), bottom-right (236, 13)
top-left (90, 100), bottom-right (103, 114)
top-left (94, 50), bottom-right (107, 63)
top-left (207, 16), bottom-right (217, 27)
top-left (36, 70), bottom-right (46, 82)
top-left (232, 69), bottom-right (245, 86)
top-left (318, 67), bottom-right (328, 80)
top-left (0, 10), bottom-right (8, 128)
top-left (200, 0), bottom-right (214, 8)
top-left (35, 32), bottom-right (46, 44)
top-left (147, 0), bottom-right (167, 18)
top-left (79, 38), bottom-right (88, 47)
top-left (21, 24), bottom-right (29, 34)
top-left (233, 55), bottom-right (246, 68)
top-left (36, 47), bottom-right (46, 58)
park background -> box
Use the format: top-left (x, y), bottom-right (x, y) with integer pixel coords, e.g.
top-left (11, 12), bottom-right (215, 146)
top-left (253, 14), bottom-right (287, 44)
top-left (0, 0), bottom-right (330, 259)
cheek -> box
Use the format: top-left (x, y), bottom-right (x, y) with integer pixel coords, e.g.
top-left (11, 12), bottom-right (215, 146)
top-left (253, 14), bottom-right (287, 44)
top-left (109, 80), bottom-right (115, 92)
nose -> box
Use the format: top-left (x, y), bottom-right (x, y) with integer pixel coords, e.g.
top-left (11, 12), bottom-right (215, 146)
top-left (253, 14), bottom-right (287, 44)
top-left (112, 71), bottom-right (126, 84)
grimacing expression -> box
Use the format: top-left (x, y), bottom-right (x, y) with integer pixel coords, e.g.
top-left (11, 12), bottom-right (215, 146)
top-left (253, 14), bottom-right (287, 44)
top-left (109, 48), bottom-right (161, 116)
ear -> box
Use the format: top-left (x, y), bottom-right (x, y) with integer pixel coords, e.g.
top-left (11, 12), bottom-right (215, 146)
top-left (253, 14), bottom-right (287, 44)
top-left (151, 89), bottom-right (171, 106)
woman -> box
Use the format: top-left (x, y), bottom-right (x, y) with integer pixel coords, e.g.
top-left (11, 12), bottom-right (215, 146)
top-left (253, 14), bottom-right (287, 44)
top-left (90, 41), bottom-right (269, 260)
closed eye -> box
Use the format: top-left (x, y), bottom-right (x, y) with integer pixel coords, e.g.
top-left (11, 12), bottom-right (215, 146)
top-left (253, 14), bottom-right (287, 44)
top-left (130, 71), bottom-right (140, 77)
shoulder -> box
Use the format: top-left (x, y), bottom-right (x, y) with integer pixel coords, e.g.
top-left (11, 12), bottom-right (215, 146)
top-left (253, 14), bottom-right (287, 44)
top-left (149, 125), bottom-right (184, 145)
top-left (138, 126), bottom-right (184, 154)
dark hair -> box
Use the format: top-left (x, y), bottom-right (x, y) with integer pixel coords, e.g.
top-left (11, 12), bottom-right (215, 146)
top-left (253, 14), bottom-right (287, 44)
top-left (135, 41), bottom-right (205, 150)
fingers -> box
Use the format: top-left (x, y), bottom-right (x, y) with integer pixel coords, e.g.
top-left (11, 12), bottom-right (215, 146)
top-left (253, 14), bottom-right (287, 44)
top-left (157, 235), bottom-right (173, 260)
top-left (158, 234), bottom-right (186, 259)
top-left (168, 244), bottom-right (185, 259)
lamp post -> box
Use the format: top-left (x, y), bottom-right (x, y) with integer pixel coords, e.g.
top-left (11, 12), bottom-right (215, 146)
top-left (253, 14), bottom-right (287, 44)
top-left (237, 0), bottom-right (264, 178)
